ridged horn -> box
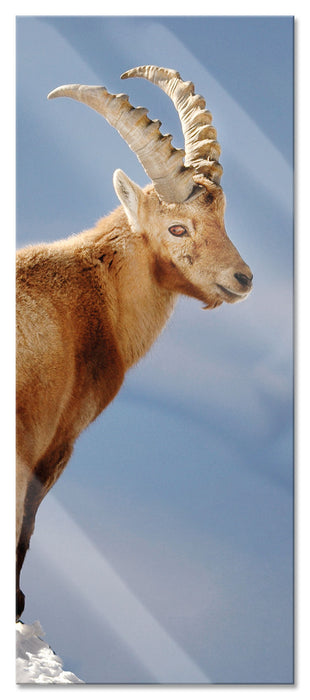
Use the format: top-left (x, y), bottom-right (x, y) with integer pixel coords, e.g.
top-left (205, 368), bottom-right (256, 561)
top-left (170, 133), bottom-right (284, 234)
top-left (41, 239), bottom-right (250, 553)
top-left (121, 65), bottom-right (223, 185)
top-left (47, 83), bottom-right (198, 203)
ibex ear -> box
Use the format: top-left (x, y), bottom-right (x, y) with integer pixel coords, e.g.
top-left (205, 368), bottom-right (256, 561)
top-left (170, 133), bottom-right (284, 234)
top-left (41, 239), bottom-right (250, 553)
top-left (113, 169), bottom-right (143, 231)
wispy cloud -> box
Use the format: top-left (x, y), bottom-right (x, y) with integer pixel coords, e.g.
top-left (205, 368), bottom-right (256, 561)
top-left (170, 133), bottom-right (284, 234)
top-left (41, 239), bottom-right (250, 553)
top-left (33, 496), bottom-right (210, 684)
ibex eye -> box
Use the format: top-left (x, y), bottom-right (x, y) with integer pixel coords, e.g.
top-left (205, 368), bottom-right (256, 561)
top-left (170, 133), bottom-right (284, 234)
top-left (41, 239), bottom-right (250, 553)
top-left (168, 225), bottom-right (187, 237)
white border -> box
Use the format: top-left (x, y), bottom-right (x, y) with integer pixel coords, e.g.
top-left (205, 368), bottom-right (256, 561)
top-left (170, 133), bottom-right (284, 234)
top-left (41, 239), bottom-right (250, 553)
top-left (4, 5), bottom-right (309, 698)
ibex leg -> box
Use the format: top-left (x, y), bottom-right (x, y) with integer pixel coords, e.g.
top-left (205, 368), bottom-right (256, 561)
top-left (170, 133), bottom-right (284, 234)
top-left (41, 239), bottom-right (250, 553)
top-left (16, 443), bottom-right (73, 620)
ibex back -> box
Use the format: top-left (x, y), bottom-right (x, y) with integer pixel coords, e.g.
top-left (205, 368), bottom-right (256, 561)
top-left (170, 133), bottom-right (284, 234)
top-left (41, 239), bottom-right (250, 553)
top-left (16, 65), bottom-right (253, 620)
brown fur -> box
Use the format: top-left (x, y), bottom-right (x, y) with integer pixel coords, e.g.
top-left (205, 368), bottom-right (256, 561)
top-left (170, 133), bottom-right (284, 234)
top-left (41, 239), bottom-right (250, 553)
top-left (16, 174), bottom-right (252, 619)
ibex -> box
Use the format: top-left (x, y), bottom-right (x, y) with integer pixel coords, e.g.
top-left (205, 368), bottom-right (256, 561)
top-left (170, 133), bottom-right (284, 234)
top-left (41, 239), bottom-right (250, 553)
top-left (16, 65), bottom-right (253, 620)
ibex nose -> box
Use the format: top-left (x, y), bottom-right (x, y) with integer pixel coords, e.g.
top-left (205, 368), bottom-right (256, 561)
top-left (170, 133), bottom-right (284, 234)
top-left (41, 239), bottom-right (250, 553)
top-left (234, 271), bottom-right (253, 289)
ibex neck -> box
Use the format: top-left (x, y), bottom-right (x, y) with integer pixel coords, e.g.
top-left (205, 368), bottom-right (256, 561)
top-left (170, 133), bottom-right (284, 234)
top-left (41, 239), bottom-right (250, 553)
top-left (116, 257), bottom-right (177, 369)
top-left (85, 209), bottom-right (177, 370)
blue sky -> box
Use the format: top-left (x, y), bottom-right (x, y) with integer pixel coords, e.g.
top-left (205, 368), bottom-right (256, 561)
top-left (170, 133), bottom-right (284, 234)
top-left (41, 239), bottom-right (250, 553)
top-left (16, 16), bottom-right (293, 684)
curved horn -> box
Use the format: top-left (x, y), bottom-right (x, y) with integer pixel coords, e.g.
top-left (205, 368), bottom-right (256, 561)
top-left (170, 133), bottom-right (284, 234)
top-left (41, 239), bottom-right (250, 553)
top-left (121, 66), bottom-right (223, 185)
top-left (47, 83), bottom-right (198, 203)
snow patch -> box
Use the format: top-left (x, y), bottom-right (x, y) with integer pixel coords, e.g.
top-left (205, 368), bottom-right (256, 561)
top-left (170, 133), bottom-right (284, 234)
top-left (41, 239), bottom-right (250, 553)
top-left (16, 621), bottom-right (84, 684)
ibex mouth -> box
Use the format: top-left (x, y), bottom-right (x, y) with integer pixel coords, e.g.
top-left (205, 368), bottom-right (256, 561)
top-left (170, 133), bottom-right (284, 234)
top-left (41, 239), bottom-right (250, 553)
top-left (216, 284), bottom-right (248, 302)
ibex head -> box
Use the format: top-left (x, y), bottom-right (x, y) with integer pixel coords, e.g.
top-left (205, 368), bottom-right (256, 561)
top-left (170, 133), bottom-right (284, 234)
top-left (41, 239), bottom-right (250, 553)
top-left (48, 65), bottom-right (252, 309)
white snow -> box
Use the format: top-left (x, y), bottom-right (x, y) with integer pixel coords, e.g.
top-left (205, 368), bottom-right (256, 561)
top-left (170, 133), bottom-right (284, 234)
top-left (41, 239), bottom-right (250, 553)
top-left (16, 621), bottom-right (84, 684)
